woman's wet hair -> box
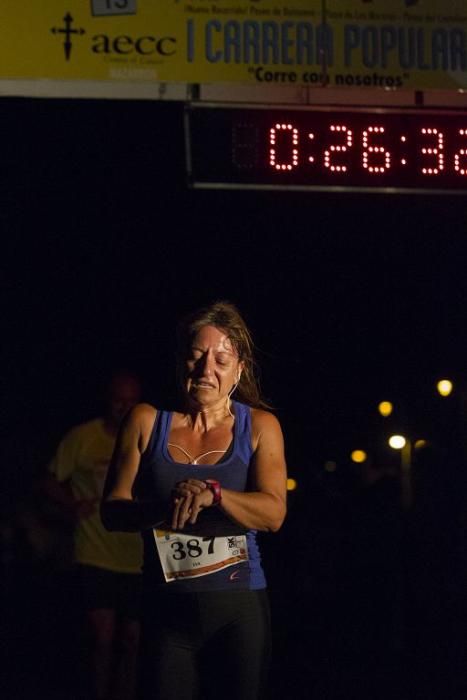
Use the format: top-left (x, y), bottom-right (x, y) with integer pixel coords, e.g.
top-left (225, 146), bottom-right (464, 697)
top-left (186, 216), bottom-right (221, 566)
top-left (176, 300), bottom-right (270, 409)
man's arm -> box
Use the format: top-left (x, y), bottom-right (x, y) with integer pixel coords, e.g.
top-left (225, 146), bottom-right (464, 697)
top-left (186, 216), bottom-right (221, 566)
top-left (43, 472), bottom-right (97, 523)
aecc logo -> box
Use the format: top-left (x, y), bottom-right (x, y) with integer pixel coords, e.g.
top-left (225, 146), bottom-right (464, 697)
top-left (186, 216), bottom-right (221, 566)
top-left (92, 34), bottom-right (176, 56)
top-left (50, 13), bottom-right (176, 61)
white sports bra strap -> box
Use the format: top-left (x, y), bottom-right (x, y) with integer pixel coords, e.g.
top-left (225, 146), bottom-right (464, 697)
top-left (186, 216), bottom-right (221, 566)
top-left (167, 442), bottom-right (227, 466)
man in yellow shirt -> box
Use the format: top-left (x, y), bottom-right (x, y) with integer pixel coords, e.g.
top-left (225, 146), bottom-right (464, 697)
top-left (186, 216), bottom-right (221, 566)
top-left (45, 371), bottom-right (143, 700)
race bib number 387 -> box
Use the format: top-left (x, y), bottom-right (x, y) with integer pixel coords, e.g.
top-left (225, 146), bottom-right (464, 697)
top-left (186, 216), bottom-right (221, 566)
top-left (153, 529), bottom-right (248, 582)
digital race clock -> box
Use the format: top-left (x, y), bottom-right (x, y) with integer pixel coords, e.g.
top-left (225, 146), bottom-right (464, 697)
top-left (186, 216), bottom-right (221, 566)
top-left (185, 103), bottom-right (467, 194)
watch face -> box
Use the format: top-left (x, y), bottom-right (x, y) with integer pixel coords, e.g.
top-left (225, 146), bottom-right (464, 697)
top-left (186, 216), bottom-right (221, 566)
top-left (186, 104), bottom-right (467, 194)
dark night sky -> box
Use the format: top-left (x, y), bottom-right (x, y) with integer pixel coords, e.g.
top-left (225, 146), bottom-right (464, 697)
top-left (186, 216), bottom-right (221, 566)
top-left (3, 96), bottom-right (467, 502)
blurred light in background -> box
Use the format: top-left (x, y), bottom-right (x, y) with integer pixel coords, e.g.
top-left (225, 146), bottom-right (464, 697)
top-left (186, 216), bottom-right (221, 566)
top-left (324, 460), bottom-right (337, 472)
top-left (389, 434), bottom-right (407, 449)
top-left (350, 449), bottom-right (368, 463)
top-left (287, 478), bottom-right (297, 491)
top-left (378, 401), bottom-right (393, 417)
top-left (436, 379), bottom-right (453, 397)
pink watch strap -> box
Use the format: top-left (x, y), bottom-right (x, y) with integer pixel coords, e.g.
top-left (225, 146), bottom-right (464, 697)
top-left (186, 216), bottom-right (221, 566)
top-left (204, 479), bottom-right (222, 505)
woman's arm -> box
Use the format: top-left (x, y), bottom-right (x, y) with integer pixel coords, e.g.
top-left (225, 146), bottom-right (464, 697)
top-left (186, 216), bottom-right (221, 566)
top-left (172, 410), bottom-right (287, 532)
top-left (219, 410), bottom-right (287, 531)
top-left (100, 403), bottom-right (159, 532)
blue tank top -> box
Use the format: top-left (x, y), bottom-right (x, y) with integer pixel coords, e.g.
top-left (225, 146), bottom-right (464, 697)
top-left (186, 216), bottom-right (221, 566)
top-left (138, 401), bottom-right (267, 592)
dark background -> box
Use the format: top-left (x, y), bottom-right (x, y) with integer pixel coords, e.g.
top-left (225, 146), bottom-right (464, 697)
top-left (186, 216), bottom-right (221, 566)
top-left (3, 97), bottom-right (467, 699)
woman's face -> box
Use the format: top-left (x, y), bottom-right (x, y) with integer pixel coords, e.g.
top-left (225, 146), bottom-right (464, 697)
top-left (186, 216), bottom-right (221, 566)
top-left (184, 325), bottom-right (243, 407)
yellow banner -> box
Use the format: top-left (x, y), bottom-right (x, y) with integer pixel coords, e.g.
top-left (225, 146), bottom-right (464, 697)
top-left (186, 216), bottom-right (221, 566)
top-left (329, 0), bottom-right (467, 90)
top-left (0, 0), bottom-right (465, 90)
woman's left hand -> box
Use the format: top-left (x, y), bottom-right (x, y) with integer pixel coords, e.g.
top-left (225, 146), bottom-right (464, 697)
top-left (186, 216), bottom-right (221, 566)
top-left (171, 479), bottom-right (214, 530)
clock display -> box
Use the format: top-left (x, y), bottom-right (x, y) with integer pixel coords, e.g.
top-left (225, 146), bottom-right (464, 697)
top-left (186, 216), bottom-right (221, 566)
top-left (185, 104), bottom-right (467, 194)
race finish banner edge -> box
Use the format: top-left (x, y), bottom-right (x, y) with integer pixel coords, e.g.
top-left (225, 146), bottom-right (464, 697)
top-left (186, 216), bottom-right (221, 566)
top-left (0, 0), bottom-right (466, 96)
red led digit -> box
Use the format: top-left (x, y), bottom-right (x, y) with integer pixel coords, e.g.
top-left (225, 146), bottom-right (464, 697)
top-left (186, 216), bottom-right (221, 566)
top-left (420, 127), bottom-right (444, 175)
top-left (323, 124), bottom-right (353, 172)
top-left (269, 123), bottom-right (299, 171)
top-left (207, 107), bottom-right (467, 191)
top-left (362, 127), bottom-right (391, 174)
top-left (454, 129), bottom-right (467, 176)
top-left (400, 136), bottom-right (408, 166)
top-left (308, 132), bottom-right (315, 163)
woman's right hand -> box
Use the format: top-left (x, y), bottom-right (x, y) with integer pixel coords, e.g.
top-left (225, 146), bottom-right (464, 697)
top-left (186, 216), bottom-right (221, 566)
top-left (171, 479), bottom-right (214, 530)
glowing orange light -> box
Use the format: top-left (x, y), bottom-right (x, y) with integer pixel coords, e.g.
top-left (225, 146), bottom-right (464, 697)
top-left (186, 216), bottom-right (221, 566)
top-left (414, 439), bottom-right (428, 449)
top-left (378, 401), bottom-right (393, 417)
top-left (351, 450), bottom-right (367, 464)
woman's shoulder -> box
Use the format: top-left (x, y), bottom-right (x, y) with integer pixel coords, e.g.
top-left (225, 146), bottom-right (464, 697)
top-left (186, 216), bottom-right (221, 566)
top-left (125, 403), bottom-right (159, 452)
top-left (126, 402), bottom-right (158, 433)
top-left (131, 402), bottom-right (157, 419)
top-left (248, 407), bottom-right (284, 454)
top-left (249, 406), bottom-right (282, 437)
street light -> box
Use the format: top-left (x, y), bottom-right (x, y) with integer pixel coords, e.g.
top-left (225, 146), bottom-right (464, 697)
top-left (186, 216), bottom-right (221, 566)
top-left (436, 379), bottom-right (453, 397)
top-left (388, 433), bottom-right (412, 508)
top-left (378, 401), bottom-right (393, 417)
top-left (350, 449), bottom-right (367, 463)
top-left (388, 434), bottom-right (411, 467)
top-left (388, 434), bottom-right (406, 450)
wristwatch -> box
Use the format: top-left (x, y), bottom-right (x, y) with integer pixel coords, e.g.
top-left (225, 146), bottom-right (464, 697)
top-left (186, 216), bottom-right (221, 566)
top-left (204, 479), bottom-right (222, 505)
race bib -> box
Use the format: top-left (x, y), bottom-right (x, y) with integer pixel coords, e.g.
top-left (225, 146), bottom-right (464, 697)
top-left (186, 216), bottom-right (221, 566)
top-left (153, 529), bottom-right (248, 582)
